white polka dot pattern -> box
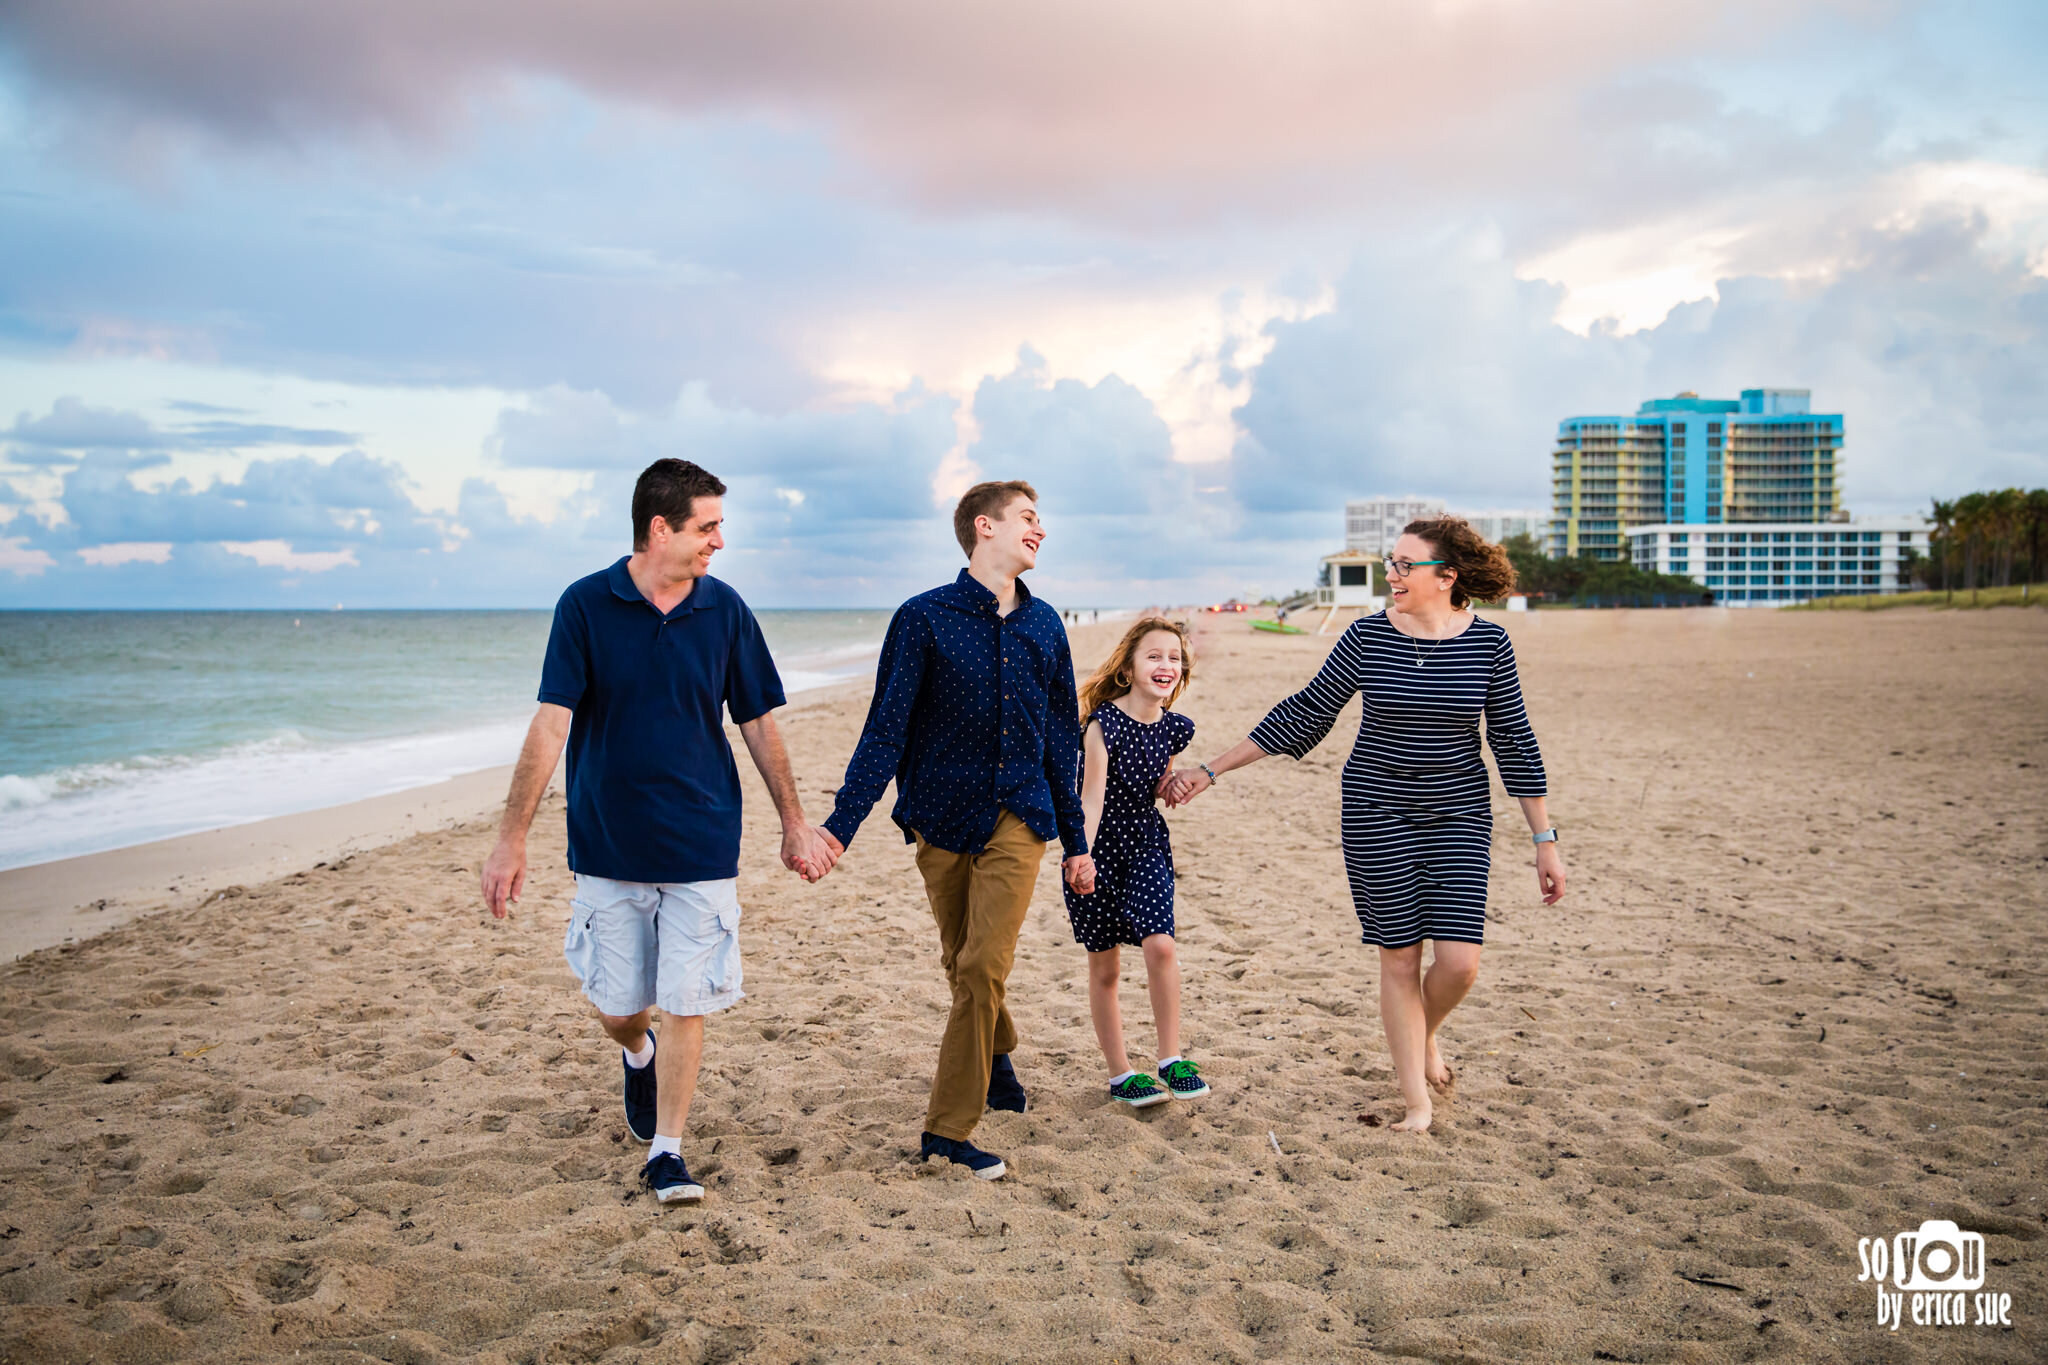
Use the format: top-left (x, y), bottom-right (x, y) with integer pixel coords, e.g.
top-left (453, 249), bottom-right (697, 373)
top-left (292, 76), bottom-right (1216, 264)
top-left (824, 569), bottom-right (1088, 857)
top-left (1063, 705), bottom-right (1193, 952)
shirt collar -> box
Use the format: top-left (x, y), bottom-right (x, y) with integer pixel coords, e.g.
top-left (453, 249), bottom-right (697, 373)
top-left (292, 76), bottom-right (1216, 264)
top-left (608, 556), bottom-right (718, 614)
top-left (948, 567), bottom-right (1034, 615)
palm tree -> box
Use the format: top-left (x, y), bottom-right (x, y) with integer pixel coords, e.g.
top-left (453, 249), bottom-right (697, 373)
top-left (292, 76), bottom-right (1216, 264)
top-left (1955, 492), bottom-right (1989, 603)
top-left (2024, 488), bottom-right (2048, 600)
top-left (1930, 498), bottom-right (1956, 600)
top-left (1995, 488), bottom-right (2026, 587)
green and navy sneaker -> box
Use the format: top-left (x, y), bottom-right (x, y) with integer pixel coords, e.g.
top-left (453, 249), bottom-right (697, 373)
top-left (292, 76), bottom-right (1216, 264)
top-left (1110, 1073), bottom-right (1171, 1108)
top-left (1158, 1059), bottom-right (1210, 1099)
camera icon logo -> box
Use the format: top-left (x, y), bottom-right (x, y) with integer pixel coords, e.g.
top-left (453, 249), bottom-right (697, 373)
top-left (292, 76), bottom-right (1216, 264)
top-left (1892, 1220), bottom-right (1985, 1293)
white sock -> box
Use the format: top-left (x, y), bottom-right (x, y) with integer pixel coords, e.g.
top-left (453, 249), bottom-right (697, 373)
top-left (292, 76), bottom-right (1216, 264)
top-left (647, 1134), bottom-right (681, 1162)
top-left (1109, 1070), bottom-right (1136, 1086)
top-left (1157, 1055), bottom-right (1182, 1070)
top-left (623, 1037), bottom-right (655, 1069)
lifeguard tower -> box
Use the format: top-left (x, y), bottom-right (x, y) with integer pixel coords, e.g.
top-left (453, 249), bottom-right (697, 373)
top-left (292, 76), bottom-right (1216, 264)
top-left (1312, 548), bottom-right (1385, 633)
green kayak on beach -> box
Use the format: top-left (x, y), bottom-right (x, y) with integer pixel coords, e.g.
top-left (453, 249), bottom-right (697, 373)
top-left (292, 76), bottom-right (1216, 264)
top-left (1251, 619), bottom-right (1305, 634)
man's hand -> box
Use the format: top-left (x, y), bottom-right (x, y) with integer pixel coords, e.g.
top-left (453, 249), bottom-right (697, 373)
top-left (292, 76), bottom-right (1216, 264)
top-left (1062, 854), bottom-right (1096, 896)
top-left (782, 825), bottom-right (843, 883)
top-left (481, 837), bottom-right (527, 919)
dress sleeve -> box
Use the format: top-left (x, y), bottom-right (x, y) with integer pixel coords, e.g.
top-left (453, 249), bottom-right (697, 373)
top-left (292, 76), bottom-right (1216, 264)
top-left (1168, 711), bottom-right (1195, 756)
top-left (1246, 623), bottom-right (1365, 759)
top-left (1483, 629), bottom-right (1547, 797)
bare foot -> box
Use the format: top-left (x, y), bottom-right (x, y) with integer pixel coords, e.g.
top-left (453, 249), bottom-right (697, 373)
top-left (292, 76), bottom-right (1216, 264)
top-left (1424, 1038), bottom-right (1454, 1094)
top-left (1390, 1104), bottom-right (1433, 1134)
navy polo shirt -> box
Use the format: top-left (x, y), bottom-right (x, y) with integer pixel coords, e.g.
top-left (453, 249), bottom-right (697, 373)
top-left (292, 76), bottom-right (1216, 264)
top-left (537, 558), bottom-right (785, 884)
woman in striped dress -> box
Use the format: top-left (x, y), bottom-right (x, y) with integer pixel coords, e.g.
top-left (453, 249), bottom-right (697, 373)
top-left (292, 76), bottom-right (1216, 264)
top-left (1164, 517), bottom-right (1566, 1133)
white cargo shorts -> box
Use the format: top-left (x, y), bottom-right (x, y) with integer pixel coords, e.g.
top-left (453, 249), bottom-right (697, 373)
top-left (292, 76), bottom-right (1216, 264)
top-left (561, 874), bottom-right (744, 1018)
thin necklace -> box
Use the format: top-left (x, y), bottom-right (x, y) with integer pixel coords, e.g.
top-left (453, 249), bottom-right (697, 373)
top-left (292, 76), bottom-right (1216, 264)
top-left (1397, 614), bottom-right (1453, 667)
top-left (1409, 633), bottom-right (1446, 668)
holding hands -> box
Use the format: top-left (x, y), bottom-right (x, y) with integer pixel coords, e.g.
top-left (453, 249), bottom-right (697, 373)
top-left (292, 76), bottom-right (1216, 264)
top-left (1158, 766), bottom-right (1212, 807)
top-left (782, 823), bottom-right (844, 883)
top-left (1063, 854), bottom-right (1096, 896)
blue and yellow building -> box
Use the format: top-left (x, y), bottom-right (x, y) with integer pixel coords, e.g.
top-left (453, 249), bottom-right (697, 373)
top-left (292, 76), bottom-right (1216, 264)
top-left (1549, 388), bottom-right (1844, 560)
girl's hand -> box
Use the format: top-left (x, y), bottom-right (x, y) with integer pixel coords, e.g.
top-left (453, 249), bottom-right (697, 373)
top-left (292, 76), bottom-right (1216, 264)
top-left (1535, 843), bottom-right (1566, 905)
top-left (1063, 854), bottom-right (1097, 895)
top-left (1159, 768), bottom-right (1211, 806)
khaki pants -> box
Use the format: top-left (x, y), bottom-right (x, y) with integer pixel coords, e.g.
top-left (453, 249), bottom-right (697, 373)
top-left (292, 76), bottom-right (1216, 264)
top-left (913, 811), bottom-right (1047, 1140)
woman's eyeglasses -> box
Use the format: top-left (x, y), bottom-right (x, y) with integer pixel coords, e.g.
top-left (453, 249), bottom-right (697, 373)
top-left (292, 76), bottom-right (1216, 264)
top-left (1384, 558), bottom-right (1445, 577)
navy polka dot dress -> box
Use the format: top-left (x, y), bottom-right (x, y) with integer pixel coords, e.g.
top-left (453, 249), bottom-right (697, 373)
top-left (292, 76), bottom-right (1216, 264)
top-left (1063, 704), bottom-right (1194, 953)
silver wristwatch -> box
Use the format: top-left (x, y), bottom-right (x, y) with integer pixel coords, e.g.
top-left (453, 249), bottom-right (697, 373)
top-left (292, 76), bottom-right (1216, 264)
top-left (1531, 828), bottom-right (1558, 845)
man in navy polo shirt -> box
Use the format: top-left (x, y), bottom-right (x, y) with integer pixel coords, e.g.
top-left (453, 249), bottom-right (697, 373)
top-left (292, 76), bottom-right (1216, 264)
top-left (481, 458), bottom-right (838, 1205)
top-left (820, 479), bottom-right (1095, 1181)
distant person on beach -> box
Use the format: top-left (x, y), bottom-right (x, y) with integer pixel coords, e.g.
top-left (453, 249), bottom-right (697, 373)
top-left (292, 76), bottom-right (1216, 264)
top-left (1164, 517), bottom-right (1565, 1133)
top-left (1067, 617), bottom-right (1211, 1109)
top-left (818, 480), bottom-right (1093, 1181)
top-left (479, 458), bottom-right (839, 1205)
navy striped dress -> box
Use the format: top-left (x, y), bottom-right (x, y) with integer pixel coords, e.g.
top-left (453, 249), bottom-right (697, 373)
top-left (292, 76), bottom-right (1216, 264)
top-left (1248, 612), bottom-right (1546, 948)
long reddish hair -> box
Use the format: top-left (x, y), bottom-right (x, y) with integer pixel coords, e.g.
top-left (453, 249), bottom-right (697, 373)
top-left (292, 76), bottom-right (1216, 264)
top-left (1080, 617), bottom-right (1194, 718)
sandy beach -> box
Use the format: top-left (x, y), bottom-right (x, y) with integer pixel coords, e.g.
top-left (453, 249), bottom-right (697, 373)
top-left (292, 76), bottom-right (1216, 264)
top-left (1, 606), bottom-right (2043, 1364)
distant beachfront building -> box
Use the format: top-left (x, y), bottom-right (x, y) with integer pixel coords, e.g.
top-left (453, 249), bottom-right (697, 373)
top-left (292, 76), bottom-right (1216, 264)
top-left (1345, 497), bottom-right (1444, 556)
top-left (1627, 517), bottom-right (1930, 606)
top-left (1550, 389), bottom-right (1844, 560)
top-left (1456, 509), bottom-right (1548, 545)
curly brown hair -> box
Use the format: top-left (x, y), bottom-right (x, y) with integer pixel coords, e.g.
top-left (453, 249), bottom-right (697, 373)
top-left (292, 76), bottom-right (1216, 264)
top-left (1079, 617), bottom-right (1194, 718)
top-left (1402, 516), bottom-right (1518, 608)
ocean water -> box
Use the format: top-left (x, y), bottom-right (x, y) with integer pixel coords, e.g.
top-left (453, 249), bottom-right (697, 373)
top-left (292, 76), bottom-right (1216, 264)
top-left (0, 608), bottom-right (891, 871)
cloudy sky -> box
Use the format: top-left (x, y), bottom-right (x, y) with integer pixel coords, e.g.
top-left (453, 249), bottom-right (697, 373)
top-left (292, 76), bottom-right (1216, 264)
top-left (1, 0), bottom-right (2044, 607)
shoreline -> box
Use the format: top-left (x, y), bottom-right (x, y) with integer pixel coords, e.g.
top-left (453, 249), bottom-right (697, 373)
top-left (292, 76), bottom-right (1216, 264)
top-left (0, 677), bottom-right (867, 961)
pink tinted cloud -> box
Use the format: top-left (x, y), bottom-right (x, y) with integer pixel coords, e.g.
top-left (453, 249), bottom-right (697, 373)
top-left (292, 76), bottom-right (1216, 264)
top-left (6, 0), bottom-right (1881, 215)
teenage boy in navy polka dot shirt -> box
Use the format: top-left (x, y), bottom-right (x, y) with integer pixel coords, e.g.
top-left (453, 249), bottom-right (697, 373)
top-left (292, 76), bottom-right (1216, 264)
top-left (821, 481), bottom-right (1094, 1181)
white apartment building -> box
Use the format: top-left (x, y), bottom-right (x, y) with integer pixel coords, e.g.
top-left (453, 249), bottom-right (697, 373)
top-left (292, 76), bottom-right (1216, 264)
top-left (1455, 509), bottom-right (1549, 545)
top-left (1345, 497), bottom-right (1444, 556)
top-left (1627, 517), bottom-right (1931, 606)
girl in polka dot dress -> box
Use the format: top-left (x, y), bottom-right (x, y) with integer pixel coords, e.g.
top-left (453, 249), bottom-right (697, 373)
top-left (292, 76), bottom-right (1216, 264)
top-left (1067, 617), bottom-right (1212, 1108)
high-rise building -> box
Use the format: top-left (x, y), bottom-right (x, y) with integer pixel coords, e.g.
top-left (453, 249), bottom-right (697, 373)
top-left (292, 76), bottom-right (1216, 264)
top-left (1549, 389), bottom-right (1844, 559)
top-left (1344, 497), bottom-right (1444, 556)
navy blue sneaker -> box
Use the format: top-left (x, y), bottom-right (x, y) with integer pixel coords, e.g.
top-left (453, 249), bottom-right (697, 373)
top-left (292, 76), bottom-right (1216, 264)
top-left (623, 1038), bottom-right (657, 1142)
top-left (920, 1131), bottom-right (1006, 1180)
top-left (1110, 1073), bottom-right (1171, 1108)
top-left (641, 1151), bottom-right (704, 1204)
top-left (986, 1053), bottom-right (1028, 1113)
top-left (1158, 1058), bottom-right (1210, 1099)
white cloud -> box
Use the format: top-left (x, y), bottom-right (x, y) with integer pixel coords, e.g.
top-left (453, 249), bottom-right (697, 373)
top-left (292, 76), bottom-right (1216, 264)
top-left (1520, 160), bottom-right (2048, 336)
top-left (219, 540), bottom-right (360, 573)
top-left (77, 541), bottom-right (173, 565)
top-left (0, 537), bottom-right (57, 577)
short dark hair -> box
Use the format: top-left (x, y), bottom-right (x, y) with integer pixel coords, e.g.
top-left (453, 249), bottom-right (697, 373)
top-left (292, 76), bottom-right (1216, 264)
top-left (633, 459), bottom-right (726, 550)
top-left (952, 479), bottom-right (1038, 558)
